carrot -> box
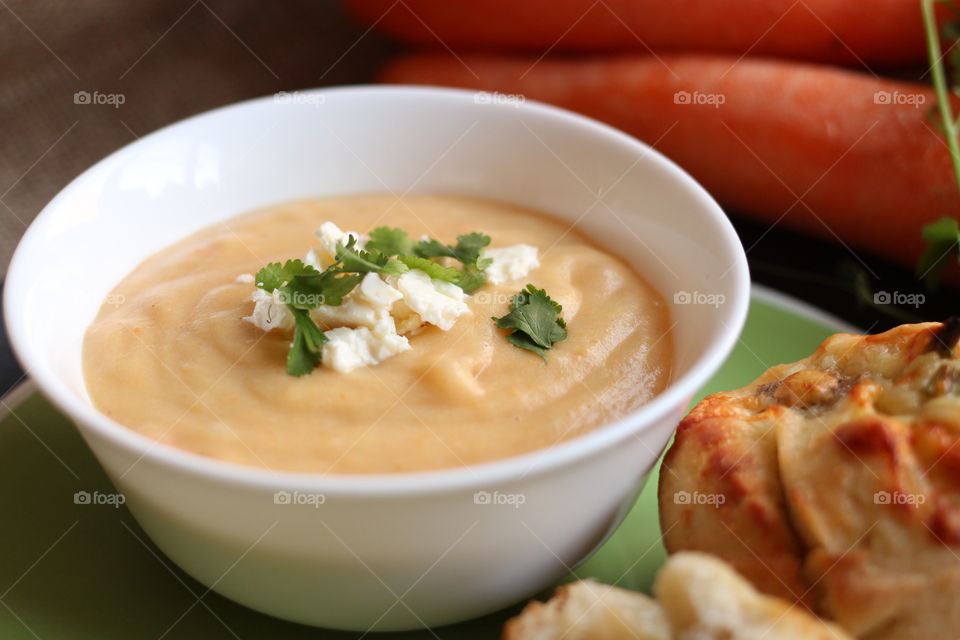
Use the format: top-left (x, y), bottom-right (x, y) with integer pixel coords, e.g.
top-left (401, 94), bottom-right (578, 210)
top-left (346, 0), bottom-right (933, 65)
top-left (379, 54), bottom-right (960, 271)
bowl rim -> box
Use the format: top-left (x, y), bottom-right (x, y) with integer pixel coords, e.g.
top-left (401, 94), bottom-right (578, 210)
top-left (3, 85), bottom-right (750, 495)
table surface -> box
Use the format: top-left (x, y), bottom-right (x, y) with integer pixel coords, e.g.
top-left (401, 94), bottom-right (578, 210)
top-left (1, 0), bottom-right (953, 396)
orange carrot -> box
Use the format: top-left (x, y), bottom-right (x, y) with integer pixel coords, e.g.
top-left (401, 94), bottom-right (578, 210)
top-left (346, 0), bottom-right (933, 65)
top-left (379, 54), bottom-right (960, 271)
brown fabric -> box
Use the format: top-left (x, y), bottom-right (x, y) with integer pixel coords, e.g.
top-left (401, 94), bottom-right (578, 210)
top-left (0, 0), bottom-right (394, 275)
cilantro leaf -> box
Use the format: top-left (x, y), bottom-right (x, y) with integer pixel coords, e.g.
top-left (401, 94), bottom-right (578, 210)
top-left (366, 226), bottom-right (414, 257)
top-left (452, 232), bottom-right (491, 265)
top-left (335, 238), bottom-right (410, 276)
top-left (287, 271), bottom-right (362, 308)
top-left (287, 308), bottom-right (327, 376)
top-left (455, 264), bottom-right (488, 293)
top-left (413, 232), bottom-right (492, 292)
top-left (917, 217), bottom-right (960, 290)
top-left (379, 257), bottom-right (409, 276)
top-left (414, 233), bottom-right (491, 264)
top-left (335, 238), bottom-right (389, 273)
top-left (255, 258), bottom-right (362, 309)
top-left (505, 332), bottom-right (551, 360)
top-left (493, 284), bottom-right (567, 361)
top-left (414, 237), bottom-right (458, 260)
top-left (255, 259), bottom-right (319, 292)
top-left (397, 255), bottom-right (462, 283)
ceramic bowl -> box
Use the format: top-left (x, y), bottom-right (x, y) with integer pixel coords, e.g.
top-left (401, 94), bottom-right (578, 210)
top-left (4, 86), bottom-right (749, 631)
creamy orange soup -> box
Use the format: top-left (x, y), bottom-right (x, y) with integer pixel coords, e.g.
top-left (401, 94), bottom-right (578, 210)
top-left (83, 194), bottom-right (673, 473)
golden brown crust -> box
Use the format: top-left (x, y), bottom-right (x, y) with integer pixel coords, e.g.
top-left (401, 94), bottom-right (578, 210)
top-left (654, 552), bottom-right (851, 640)
top-left (659, 321), bottom-right (960, 639)
top-left (502, 552), bottom-right (851, 640)
top-left (502, 579), bottom-right (670, 640)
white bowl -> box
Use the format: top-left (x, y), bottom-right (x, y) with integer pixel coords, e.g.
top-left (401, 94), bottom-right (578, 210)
top-left (4, 86), bottom-right (749, 631)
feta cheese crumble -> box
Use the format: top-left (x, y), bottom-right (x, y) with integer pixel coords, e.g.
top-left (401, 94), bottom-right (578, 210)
top-left (483, 244), bottom-right (540, 285)
top-left (311, 222), bottom-right (367, 269)
top-left (321, 327), bottom-right (410, 373)
top-left (245, 288), bottom-right (293, 332)
top-left (395, 269), bottom-right (471, 331)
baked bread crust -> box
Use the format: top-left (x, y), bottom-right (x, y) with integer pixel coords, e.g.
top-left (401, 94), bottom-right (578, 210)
top-left (502, 552), bottom-right (850, 640)
top-left (659, 321), bottom-right (960, 639)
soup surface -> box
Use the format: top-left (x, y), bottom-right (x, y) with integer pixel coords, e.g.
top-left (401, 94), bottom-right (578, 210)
top-left (83, 194), bottom-right (673, 473)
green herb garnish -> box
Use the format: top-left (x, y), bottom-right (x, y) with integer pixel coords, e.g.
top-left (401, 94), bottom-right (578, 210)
top-left (365, 226), bottom-right (415, 257)
top-left (254, 259), bottom-right (364, 376)
top-left (414, 232), bottom-right (493, 292)
top-left (287, 308), bottom-right (327, 375)
top-left (918, 0), bottom-right (960, 287)
top-left (396, 255), bottom-right (462, 283)
top-left (492, 284), bottom-right (567, 361)
top-left (254, 228), bottom-right (496, 376)
top-left (917, 217), bottom-right (960, 289)
top-left (334, 236), bottom-right (408, 276)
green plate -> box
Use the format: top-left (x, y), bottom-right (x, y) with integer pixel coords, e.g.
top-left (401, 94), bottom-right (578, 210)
top-left (0, 286), bottom-right (853, 639)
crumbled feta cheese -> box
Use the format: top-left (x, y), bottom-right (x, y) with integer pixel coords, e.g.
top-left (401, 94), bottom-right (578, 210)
top-left (235, 273), bottom-right (255, 284)
top-left (483, 244), bottom-right (540, 284)
top-left (391, 300), bottom-right (426, 335)
top-left (311, 298), bottom-right (383, 331)
top-left (321, 326), bottom-right (410, 373)
top-left (433, 278), bottom-right (467, 302)
top-left (244, 289), bottom-right (293, 332)
top-left (311, 222), bottom-right (366, 268)
top-left (355, 272), bottom-right (403, 307)
top-left (303, 248), bottom-right (323, 270)
top-left (310, 273), bottom-right (401, 336)
top-left (396, 269), bottom-right (470, 331)
top-left (371, 310), bottom-right (401, 339)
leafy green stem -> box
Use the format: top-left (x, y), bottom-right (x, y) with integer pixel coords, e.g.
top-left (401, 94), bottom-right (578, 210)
top-left (924, 0), bottom-right (960, 190)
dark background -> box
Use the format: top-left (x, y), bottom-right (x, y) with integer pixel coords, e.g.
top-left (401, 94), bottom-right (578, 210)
top-left (0, 0), bottom-right (953, 398)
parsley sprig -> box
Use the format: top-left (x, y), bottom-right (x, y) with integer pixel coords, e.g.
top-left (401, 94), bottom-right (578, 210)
top-left (493, 284), bottom-right (567, 360)
top-left (918, 0), bottom-right (960, 288)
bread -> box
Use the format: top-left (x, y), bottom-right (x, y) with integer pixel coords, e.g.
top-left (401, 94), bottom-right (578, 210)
top-left (659, 320), bottom-right (960, 639)
top-left (502, 579), bottom-right (670, 640)
top-left (502, 551), bottom-right (850, 640)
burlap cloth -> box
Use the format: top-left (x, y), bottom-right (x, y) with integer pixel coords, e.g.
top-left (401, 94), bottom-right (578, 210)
top-left (0, 0), bottom-right (393, 276)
